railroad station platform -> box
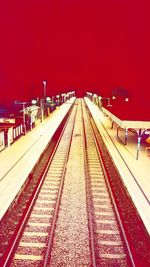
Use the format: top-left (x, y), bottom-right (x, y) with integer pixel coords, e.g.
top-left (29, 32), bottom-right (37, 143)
top-left (0, 98), bottom-right (75, 220)
top-left (0, 97), bottom-right (150, 237)
top-left (85, 97), bottom-right (150, 236)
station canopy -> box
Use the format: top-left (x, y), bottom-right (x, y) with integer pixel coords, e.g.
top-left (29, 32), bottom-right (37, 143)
top-left (102, 100), bottom-right (150, 130)
top-left (102, 103), bottom-right (150, 160)
top-left (102, 107), bottom-right (150, 130)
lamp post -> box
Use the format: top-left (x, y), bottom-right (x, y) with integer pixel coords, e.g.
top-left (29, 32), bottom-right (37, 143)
top-left (61, 93), bottom-right (65, 103)
top-left (99, 96), bottom-right (111, 107)
top-left (51, 96), bottom-right (55, 111)
top-left (40, 99), bottom-right (44, 122)
top-left (42, 81), bottom-right (47, 120)
top-left (43, 81), bottom-right (47, 99)
top-left (46, 96), bottom-right (51, 103)
top-left (22, 102), bottom-right (26, 134)
top-left (56, 95), bottom-right (60, 106)
top-left (112, 95), bottom-right (129, 102)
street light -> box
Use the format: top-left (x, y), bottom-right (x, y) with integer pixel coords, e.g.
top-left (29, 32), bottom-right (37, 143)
top-left (22, 103), bottom-right (26, 134)
top-left (46, 97), bottom-right (51, 103)
top-left (112, 95), bottom-right (129, 102)
top-left (50, 96), bottom-right (55, 111)
top-left (31, 99), bottom-right (37, 105)
top-left (56, 95), bottom-right (60, 106)
top-left (40, 99), bottom-right (44, 122)
top-left (61, 93), bottom-right (65, 103)
top-left (99, 96), bottom-right (112, 107)
top-left (43, 81), bottom-right (47, 99)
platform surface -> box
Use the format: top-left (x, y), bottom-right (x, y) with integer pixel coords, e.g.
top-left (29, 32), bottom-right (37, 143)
top-left (85, 97), bottom-right (150, 235)
top-left (0, 98), bottom-right (75, 220)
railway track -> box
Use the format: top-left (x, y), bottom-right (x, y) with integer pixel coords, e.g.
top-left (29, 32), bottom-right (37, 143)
top-left (82, 101), bottom-right (134, 266)
top-left (0, 98), bottom-right (148, 266)
top-left (48, 99), bottom-right (135, 266)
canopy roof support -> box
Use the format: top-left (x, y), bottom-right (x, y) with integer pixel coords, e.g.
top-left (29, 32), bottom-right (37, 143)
top-left (136, 129), bottom-right (142, 160)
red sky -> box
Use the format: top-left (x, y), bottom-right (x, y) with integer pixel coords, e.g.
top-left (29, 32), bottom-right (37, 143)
top-left (0, 0), bottom-right (150, 109)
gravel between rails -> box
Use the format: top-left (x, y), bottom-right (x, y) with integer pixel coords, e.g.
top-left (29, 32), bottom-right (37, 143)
top-left (49, 100), bottom-right (91, 267)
